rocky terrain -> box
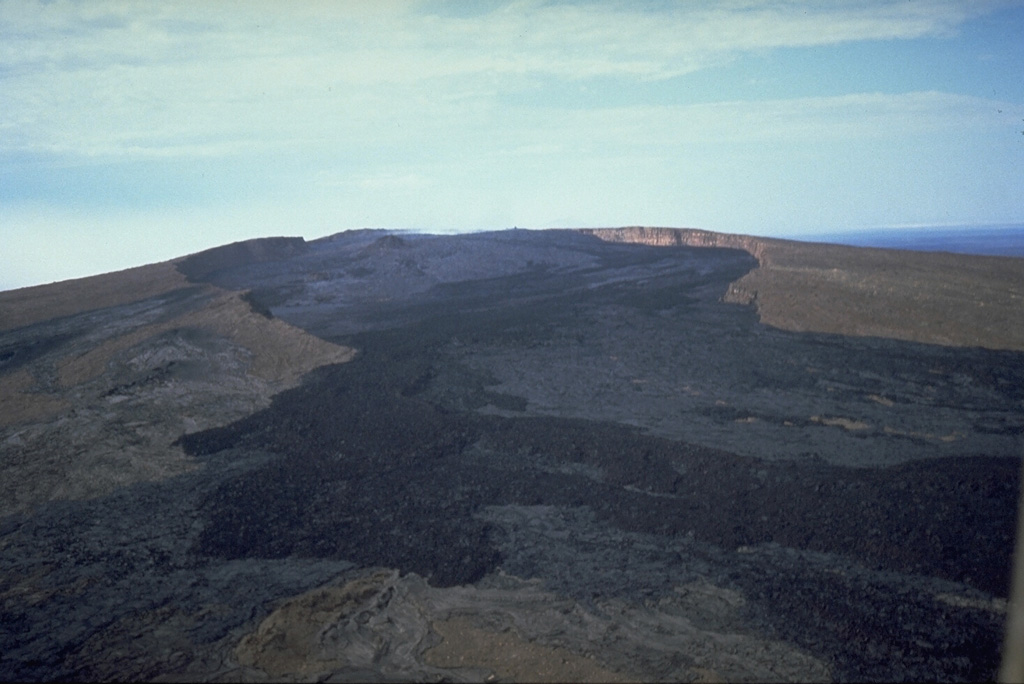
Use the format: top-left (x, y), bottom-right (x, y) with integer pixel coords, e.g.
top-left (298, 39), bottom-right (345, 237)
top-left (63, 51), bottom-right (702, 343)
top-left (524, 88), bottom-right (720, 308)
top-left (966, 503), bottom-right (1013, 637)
top-left (1, 228), bottom-right (1022, 682)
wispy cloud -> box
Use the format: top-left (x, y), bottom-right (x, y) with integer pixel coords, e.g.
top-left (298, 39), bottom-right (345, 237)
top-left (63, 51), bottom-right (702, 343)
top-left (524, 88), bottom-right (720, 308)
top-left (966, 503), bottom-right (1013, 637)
top-left (571, 91), bottom-right (1023, 147)
top-left (0, 0), bottom-right (1007, 160)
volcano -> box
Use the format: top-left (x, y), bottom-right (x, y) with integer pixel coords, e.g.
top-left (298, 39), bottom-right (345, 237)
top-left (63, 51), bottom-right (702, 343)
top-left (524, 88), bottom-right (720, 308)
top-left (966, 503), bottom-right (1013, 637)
top-left (1, 227), bottom-right (1022, 682)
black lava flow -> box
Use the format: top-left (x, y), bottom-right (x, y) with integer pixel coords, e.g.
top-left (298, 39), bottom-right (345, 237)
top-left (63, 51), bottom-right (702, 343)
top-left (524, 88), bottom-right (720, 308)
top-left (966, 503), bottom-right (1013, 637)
top-left (180, 331), bottom-right (1021, 594)
top-left (175, 234), bottom-right (1022, 681)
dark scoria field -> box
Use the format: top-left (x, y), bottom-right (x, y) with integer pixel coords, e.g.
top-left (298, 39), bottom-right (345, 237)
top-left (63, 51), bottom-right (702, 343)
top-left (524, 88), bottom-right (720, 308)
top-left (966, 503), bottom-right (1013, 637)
top-left (1, 228), bottom-right (1022, 682)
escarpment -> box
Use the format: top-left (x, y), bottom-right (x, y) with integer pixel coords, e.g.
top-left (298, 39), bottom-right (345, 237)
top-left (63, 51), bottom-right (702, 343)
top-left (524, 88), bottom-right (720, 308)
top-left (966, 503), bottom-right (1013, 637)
top-left (580, 226), bottom-right (1024, 351)
top-left (579, 226), bottom-right (774, 260)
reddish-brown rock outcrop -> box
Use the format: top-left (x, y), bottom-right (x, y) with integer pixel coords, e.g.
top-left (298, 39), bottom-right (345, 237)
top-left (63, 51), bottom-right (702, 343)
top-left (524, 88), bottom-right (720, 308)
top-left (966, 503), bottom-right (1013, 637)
top-left (579, 226), bottom-right (773, 260)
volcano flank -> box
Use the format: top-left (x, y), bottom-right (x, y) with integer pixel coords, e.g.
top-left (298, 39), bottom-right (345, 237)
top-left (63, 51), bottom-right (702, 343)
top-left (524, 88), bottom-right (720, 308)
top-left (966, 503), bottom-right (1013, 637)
top-left (1, 228), bottom-right (1022, 682)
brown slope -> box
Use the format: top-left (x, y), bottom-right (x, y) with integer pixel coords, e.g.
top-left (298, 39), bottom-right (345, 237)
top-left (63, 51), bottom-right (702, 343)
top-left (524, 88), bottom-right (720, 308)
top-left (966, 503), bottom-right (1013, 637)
top-left (0, 260), bottom-right (189, 333)
top-left (581, 226), bottom-right (1024, 352)
top-left (0, 251), bottom-right (353, 517)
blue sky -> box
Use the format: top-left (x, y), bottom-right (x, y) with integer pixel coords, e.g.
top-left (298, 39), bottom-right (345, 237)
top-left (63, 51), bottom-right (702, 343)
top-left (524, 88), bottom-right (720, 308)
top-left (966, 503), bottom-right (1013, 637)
top-left (2, 0), bottom-right (1023, 290)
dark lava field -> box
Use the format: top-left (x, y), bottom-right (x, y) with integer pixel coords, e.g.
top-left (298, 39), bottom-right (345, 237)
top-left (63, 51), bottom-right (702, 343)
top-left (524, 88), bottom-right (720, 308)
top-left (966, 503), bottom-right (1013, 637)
top-left (2, 228), bottom-right (1022, 682)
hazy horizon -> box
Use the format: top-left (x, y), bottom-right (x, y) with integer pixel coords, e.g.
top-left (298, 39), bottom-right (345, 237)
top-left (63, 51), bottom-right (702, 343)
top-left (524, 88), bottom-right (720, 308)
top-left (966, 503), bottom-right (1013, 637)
top-left (5, 222), bottom-right (1024, 293)
top-left (796, 222), bottom-right (1024, 256)
top-left (3, 1), bottom-right (1023, 291)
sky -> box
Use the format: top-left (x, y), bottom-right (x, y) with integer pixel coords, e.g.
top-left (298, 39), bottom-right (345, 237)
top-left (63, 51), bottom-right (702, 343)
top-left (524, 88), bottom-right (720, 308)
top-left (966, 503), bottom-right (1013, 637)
top-left (2, 0), bottom-right (1024, 291)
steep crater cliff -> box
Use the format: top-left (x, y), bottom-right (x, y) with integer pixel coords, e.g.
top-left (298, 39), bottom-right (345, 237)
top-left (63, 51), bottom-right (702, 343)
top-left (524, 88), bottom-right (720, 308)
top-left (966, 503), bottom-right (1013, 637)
top-left (581, 226), bottom-right (1024, 351)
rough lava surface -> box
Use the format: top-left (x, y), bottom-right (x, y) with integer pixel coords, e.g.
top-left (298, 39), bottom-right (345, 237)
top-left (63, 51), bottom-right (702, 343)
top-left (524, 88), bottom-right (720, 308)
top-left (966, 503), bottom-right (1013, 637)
top-left (1, 228), bottom-right (1022, 682)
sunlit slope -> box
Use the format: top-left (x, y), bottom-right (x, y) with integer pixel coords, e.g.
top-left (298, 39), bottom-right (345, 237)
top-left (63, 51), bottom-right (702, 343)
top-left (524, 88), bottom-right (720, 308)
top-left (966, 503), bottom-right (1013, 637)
top-left (0, 240), bottom-right (353, 516)
top-left (583, 226), bottom-right (1024, 351)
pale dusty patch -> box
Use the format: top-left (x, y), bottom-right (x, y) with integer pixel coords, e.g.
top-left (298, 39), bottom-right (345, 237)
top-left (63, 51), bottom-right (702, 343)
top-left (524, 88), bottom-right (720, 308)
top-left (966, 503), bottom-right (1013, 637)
top-left (867, 394), bottom-right (895, 406)
top-left (182, 291), bottom-right (356, 386)
top-left (57, 289), bottom-right (355, 390)
top-left (883, 426), bottom-right (961, 442)
top-left (811, 415), bottom-right (871, 431)
top-left (58, 324), bottom-right (180, 388)
top-left (425, 615), bottom-right (633, 683)
top-left (935, 593), bottom-right (1007, 614)
top-left (674, 579), bottom-right (747, 611)
top-left (225, 569), bottom-right (829, 683)
top-left (0, 369), bottom-right (70, 428)
top-left (234, 572), bottom-right (393, 679)
top-left (1, 285), bottom-right (355, 517)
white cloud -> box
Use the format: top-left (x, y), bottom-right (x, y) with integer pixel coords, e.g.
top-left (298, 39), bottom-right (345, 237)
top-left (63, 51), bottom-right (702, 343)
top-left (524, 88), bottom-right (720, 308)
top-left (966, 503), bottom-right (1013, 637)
top-left (417, 90), bottom-right (1024, 160)
top-left (0, 0), bottom-right (1009, 160)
